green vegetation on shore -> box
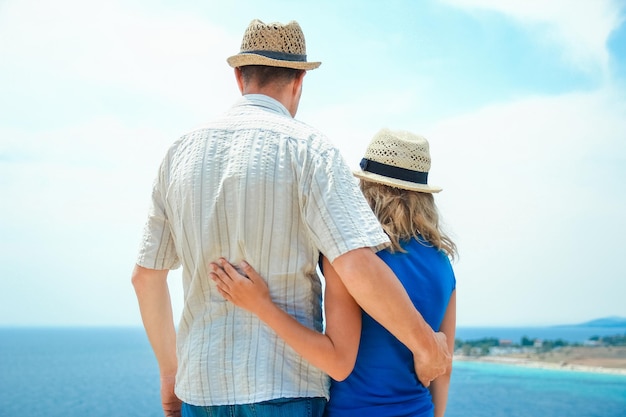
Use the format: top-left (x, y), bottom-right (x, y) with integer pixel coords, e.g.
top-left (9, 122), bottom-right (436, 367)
top-left (455, 332), bottom-right (626, 357)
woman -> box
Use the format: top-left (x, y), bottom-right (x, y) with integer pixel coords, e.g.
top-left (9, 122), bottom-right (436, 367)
top-left (210, 129), bottom-right (457, 417)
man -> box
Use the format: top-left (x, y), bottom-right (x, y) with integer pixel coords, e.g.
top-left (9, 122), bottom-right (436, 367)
top-left (132, 19), bottom-right (450, 417)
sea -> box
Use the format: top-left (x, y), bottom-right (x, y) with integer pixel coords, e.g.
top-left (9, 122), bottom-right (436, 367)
top-left (0, 326), bottom-right (625, 417)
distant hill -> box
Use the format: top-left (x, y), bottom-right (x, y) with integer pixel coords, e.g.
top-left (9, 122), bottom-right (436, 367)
top-left (577, 317), bottom-right (626, 327)
top-left (551, 316), bottom-right (626, 328)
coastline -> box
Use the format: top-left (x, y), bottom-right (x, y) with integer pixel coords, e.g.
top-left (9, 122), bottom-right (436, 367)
top-left (454, 346), bottom-right (626, 376)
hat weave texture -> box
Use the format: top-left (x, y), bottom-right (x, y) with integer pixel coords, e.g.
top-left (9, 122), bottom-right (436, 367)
top-left (227, 19), bottom-right (321, 70)
top-left (364, 130), bottom-right (432, 173)
top-left (354, 129), bottom-right (442, 193)
top-left (241, 20), bottom-right (306, 55)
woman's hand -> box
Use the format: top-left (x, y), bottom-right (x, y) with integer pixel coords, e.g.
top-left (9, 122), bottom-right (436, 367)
top-left (209, 258), bottom-right (272, 315)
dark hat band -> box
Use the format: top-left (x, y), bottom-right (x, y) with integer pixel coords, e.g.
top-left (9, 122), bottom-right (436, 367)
top-left (242, 50), bottom-right (308, 62)
top-left (360, 158), bottom-right (428, 185)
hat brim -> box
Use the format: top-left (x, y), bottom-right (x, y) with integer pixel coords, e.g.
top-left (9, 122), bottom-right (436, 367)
top-left (227, 53), bottom-right (321, 70)
top-left (353, 170), bottom-right (442, 193)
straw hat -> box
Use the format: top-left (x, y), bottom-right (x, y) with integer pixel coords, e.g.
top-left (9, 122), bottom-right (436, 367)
top-left (354, 129), bottom-right (442, 193)
top-left (227, 19), bottom-right (321, 70)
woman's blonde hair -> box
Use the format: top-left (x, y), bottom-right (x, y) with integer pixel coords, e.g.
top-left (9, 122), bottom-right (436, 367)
top-left (360, 180), bottom-right (457, 260)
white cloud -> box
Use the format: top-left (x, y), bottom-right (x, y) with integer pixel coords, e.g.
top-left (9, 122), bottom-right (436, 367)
top-left (0, 118), bottom-right (178, 325)
top-left (0, 0), bottom-right (240, 114)
top-left (306, 94), bottom-right (416, 161)
top-left (425, 87), bottom-right (626, 325)
top-left (440, 0), bottom-right (625, 76)
top-left (0, 0), bottom-right (242, 326)
top-left (2, 0), bottom-right (625, 326)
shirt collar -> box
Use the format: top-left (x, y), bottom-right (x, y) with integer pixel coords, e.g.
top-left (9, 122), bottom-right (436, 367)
top-left (237, 94), bottom-right (292, 118)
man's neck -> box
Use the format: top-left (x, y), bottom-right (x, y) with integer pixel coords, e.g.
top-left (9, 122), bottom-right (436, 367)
top-left (243, 86), bottom-right (296, 117)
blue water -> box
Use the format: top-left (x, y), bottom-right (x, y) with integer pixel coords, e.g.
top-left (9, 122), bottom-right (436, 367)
top-left (0, 327), bottom-right (625, 417)
top-left (0, 328), bottom-right (161, 417)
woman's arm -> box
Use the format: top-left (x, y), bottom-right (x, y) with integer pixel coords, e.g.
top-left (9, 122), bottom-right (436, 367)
top-left (429, 290), bottom-right (456, 417)
top-left (209, 258), bottom-right (361, 381)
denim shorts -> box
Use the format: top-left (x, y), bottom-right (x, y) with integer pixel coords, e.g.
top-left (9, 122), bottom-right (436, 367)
top-left (182, 397), bottom-right (327, 417)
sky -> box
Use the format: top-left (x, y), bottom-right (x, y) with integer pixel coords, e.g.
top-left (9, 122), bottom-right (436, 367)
top-left (1, 0), bottom-right (625, 327)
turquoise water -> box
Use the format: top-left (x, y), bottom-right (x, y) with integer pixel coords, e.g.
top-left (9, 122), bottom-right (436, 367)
top-left (0, 328), bottom-right (624, 417)
top-left (447, 361), bottom-right (626, 417)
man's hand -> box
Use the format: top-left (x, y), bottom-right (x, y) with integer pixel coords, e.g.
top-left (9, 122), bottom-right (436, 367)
top-left (413, 331), bottom-right (451, 387)
top-left (160, 375), bottom-right (182, 417)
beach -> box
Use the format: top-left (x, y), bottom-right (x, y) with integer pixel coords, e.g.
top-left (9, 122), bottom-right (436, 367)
top-left (455, 346), bottom-right (626, 375)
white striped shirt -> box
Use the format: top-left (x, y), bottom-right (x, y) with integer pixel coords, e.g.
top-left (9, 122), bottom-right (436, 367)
top-left (136, 94), bottom-right (389, 406)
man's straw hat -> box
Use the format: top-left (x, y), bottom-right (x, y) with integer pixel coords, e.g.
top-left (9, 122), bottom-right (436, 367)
top-left (227, 19), bottom-right (321, 70)
top-left (354, 129), bottom-right (442, 193)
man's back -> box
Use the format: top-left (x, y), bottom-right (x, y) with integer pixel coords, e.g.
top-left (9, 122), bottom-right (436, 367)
top-left (138, 94), bottom-right (387, 405)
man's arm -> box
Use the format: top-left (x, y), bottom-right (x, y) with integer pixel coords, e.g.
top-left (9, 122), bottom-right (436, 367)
top-left (331, 247), bottom-right (451, 386)
top-left (131, 265), bottom-right (181, 417)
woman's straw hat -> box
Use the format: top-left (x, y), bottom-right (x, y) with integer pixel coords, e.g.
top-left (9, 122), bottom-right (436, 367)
top-left (354, 129), bottom-right (442, 193)
top-left (227, 19), bottom-right (321, 70)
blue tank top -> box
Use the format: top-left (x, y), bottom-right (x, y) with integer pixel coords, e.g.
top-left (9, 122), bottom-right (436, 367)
top-left (324, 237), bottom-right (456, 417)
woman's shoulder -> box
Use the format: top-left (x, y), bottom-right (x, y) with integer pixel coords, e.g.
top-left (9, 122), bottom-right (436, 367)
top-left (384, 236), bottom-right (452, 266)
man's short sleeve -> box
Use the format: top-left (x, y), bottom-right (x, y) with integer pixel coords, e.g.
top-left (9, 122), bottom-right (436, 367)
top-left (136, 158), bottom-right (180, 270)
top-left (300, 146), bottom-right (390, 263)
